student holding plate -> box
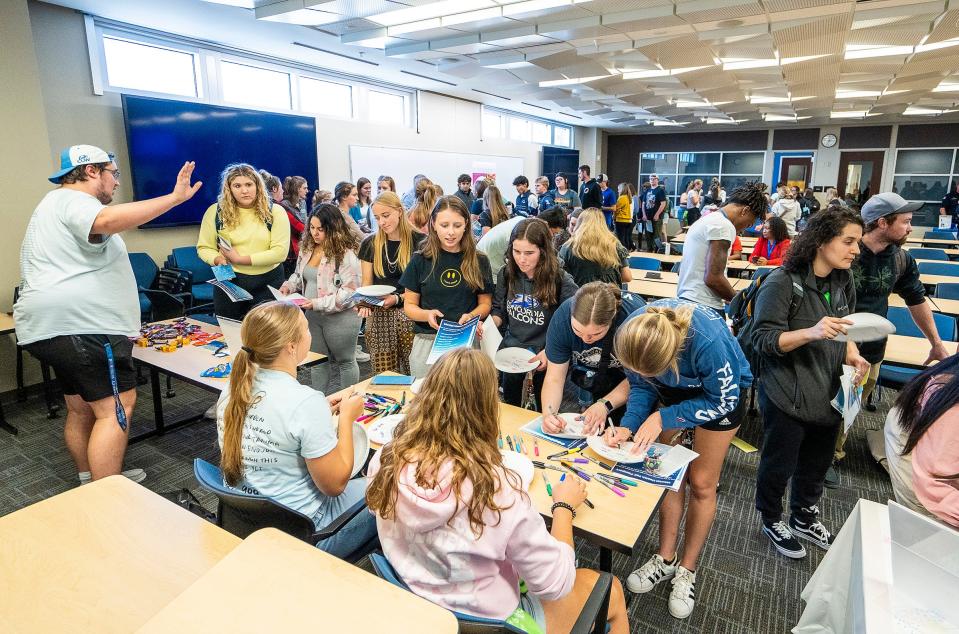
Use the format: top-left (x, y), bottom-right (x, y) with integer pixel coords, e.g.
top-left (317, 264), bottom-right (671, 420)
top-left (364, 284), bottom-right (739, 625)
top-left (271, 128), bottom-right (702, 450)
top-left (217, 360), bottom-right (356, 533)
top-left (540, 283), bottom-right (644, 433)
top-left (357, 191), bottom-right (425, 375)
top-left (485, 219), bottom-right (578, 407)
top-left (602, 299), bottom-right (752, 621)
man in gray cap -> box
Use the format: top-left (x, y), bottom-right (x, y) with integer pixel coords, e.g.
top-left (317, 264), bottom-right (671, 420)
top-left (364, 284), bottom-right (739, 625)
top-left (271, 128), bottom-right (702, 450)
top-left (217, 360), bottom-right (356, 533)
top-left (828, 192), bottom-right (950, 487)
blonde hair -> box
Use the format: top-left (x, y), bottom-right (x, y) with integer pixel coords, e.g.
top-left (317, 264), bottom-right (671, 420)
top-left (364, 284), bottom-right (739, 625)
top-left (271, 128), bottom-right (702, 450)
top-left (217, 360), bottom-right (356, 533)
top-left (217, 163), bottom-right (272, 229)
top-left (483, 184), bottom-right (510, 227)
top-left (408, 177), bottom-right (437, 231)
top-left (366, 348), bottom-right (523, 538)
top-left (571, 281), bottom-right (621, 327)
top-left (614, 304), bottom-right (693, 378)
top-left (221, 302), bottom-right (304, 487)
top-left (569, 208), bottom-right (622, 269)
top-left (370, 191), bottom-right (416, 278)
top-left (535, 176), bottom-right (550, 188)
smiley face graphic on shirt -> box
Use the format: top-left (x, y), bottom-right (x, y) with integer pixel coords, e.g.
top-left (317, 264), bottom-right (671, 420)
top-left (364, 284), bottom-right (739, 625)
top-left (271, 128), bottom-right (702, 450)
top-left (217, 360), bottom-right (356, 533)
top-left (441, 268), bottom-right (462, 288)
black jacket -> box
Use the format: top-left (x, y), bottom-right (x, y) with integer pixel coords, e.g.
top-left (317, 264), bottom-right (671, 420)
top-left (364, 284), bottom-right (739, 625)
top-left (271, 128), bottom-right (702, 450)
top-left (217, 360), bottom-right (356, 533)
top-left (751, 265), bottom-right (855, 425)
top-left (579, 179), bottom-right (603, 210)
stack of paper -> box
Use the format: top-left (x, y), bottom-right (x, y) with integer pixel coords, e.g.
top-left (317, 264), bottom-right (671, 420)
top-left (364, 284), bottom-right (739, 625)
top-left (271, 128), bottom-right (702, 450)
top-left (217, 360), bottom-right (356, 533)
top-left (426, 316), bottom-right (479, 365)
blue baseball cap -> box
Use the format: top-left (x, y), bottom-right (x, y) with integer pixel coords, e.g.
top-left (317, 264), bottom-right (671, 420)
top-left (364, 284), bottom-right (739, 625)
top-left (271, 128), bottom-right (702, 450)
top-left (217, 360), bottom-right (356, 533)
top-left (49, 145), bottom-right (116, 184)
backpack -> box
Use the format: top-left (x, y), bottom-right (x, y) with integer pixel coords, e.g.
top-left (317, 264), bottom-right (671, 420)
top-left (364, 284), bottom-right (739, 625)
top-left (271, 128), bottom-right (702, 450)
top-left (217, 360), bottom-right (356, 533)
top-left (729, 269), bottom-right (803, 373)
top-left (215, 202), bottom-right (274, 232)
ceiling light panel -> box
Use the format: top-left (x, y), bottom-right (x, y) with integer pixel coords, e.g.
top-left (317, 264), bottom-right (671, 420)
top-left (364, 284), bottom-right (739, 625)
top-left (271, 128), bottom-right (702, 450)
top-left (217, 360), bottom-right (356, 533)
top-left (369, 0), bottom-right (494, 27)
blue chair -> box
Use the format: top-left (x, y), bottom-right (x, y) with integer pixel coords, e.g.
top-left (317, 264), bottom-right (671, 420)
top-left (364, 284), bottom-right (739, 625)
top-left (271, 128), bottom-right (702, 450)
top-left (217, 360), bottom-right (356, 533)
top-left (936, 283), bottom-right (959, 300)
top-left (751, 266), bottom-right (777, 280)
top-left (128, 252), bottom-right (191, 322)
top-left (878, 306), bottom-right (958, 389)
top-left (370, 552), bottom-right (613, 634)
top-left (908, 247), bottom-right (949, 261)
top-left (924, 229), bottom-right (957, 247)
top-left (918, 261), bottom-right (959, 277)
top-left (166, 247), bottom-right (215, 311)
top-left (628, 256), bottom-right (661, 271)
top-left (193, 458), bottom-right (378, 564)
top-left (671, 261), bottom-right (682, 273)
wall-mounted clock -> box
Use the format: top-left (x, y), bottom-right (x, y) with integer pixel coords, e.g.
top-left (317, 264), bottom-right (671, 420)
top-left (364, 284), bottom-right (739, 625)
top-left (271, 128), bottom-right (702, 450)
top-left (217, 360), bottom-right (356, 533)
top-left (821, 133), bottom-right (838, 148)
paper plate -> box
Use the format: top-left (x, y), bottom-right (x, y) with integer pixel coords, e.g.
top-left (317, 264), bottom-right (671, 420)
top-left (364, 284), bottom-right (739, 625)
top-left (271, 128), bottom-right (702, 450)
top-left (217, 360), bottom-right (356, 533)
top-left (357, 285), bottom-right (396, 297)
top-left (367, 414), bottom-right (405, 445)
top-left (834, 312), bottom-right (896, 343)
top-left (351, 422), bottom-right (370, 477)
top-left (543, 413), bottom-right (589, 440)
top-left (586, 435), bottom-right (646, 464)
top-left (411, 378), bottom-right (425, 394)
top-left (494, 347), bottom-right (540, 374)
top-left (500, 449), bottom-right (534, 490)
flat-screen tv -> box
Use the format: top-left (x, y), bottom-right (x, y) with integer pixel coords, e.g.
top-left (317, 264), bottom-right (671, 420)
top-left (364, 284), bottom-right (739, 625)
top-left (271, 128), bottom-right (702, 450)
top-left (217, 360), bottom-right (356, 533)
top-left (122, 95), bottom-right (319, 228)
top-left (542, 146), bottom-right (580, 189)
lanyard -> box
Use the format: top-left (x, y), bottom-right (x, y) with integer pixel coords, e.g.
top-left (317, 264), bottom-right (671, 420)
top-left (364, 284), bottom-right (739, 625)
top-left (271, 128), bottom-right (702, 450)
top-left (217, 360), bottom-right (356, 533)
top-left (103, 340), bottom-right (128, 431)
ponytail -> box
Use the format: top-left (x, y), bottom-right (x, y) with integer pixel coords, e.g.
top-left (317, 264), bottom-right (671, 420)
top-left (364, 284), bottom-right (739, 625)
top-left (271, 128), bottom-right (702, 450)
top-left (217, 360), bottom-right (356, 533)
top-left (220, 301), bottom-right (304, 487)
top-left (614, 304), bottom-right (694, 378)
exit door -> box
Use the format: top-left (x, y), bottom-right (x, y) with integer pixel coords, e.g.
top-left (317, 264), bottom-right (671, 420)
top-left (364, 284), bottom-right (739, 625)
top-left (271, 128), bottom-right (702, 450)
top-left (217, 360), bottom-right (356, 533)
top-left (837, 151), bottom-right (885, 205)
top-left (780, 156), bottom-right (813, 190)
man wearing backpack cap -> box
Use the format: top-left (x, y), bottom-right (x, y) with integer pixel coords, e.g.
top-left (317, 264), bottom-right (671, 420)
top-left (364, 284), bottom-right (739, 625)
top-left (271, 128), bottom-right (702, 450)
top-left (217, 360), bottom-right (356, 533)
top-left (827, 192), bottom-right (950, 487)
top-left (15, 145), bottom-right (201, 485)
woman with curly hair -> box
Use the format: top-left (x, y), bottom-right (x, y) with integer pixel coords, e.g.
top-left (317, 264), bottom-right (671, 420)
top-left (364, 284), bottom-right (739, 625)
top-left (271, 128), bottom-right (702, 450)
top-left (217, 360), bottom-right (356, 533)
top-left (751, 207), bottom-right (870, 559)
top-left (280, 203), bottom-right (362, 393)
top-left (196, 163), bottom-right (291, 320)
top-left (366, 348), bottom-right (629, 634)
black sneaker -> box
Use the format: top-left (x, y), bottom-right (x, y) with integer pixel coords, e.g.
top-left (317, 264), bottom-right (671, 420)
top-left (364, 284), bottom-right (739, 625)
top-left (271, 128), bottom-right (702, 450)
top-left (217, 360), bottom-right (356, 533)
top-left (790, 515), bottom-right (835, 551)
top-left (823, 464), bottom-right (840, 489)
top-left (762, 520), bottom-right (807, 559)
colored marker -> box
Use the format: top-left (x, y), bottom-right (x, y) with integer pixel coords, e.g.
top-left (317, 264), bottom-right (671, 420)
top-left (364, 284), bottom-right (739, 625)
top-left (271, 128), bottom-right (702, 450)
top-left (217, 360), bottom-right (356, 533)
top-left (534, 440), bottom-right (539, 457)
top-left (560, 461), bottom-right (591, 481)
top-left (498, 433), bottom-right (504, 449)
top-left (581, 454), bottom-right (613, 471)
top-left (594, 477), bottom-right (626, 497)
top-left (595, 474), bottom-right (628, 490)
top-left (584, 497), bottom-right (595, 509)
top-left (532, 461), bottom-right (566, 473)
top-left (542, 472), bottom-right (552, 496)
top-left (560, 473), bottom-right (566, 482)
top-left (506, 435), bottom-right (515, 451)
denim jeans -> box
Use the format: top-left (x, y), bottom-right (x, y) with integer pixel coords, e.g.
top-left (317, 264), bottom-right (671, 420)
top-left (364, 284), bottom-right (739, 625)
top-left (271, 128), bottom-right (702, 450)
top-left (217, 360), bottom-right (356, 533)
top-left (314, 478), bottom-right (377, 559)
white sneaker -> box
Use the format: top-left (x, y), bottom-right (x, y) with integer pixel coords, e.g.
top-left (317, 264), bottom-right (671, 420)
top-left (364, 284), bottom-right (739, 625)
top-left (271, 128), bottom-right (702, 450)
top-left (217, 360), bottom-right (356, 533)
top-left (78, 468), bottom-right (147, 485)
top-left (355, 345), bottom-right (371, 363)
top-left (668, 566), bottom-right (696, 619)
top-left (626, 554), bottom-right (676, 594)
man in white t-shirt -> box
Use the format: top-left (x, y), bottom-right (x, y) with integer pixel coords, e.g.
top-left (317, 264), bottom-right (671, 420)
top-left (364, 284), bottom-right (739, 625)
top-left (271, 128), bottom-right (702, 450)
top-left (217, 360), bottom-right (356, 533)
top-left (477, 215), bottom-right (526, 283)
top-left (677, 182), bottom-right (767, 312)
top-left (15, 145), bottom-right (201, 483)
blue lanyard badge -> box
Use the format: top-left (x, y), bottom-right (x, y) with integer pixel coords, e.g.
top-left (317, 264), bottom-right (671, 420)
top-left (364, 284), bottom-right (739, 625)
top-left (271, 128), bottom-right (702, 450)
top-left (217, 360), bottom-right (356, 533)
top-left (103, 340), bottom-right (128, 431)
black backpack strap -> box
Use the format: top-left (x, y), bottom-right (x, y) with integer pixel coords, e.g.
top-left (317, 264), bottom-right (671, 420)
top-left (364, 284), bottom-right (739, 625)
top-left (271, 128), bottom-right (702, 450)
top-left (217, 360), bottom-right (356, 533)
top-left (786, 271), bottom-right (805, 320)
top-left (215, 202), bottom-right (223, 232)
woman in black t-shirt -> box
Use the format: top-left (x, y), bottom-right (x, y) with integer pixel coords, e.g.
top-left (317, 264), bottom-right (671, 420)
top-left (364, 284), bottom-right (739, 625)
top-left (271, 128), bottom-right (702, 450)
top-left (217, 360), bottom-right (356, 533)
top-left (357, 191), bottom-right (425, 375)
top-left (400, 196), bottom-right (494, 377)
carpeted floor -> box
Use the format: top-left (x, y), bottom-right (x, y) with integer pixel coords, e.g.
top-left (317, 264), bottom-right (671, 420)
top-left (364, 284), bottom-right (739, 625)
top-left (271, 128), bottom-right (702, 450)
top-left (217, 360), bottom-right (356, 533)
top-left (0, 359), bottom-right (898, 634)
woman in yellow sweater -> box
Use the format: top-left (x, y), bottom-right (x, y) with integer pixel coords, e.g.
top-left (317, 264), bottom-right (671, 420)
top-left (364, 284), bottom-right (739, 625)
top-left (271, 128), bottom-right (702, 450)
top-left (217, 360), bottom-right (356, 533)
top-left (197, 163), bottom-right (291, 320)
top-left (614, 182), bottom-right (635, 250)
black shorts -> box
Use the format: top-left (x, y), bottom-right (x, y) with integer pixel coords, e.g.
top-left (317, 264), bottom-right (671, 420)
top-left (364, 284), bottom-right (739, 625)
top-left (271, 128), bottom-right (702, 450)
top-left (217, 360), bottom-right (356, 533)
top-left (24, 334), bottom-right (137, 402)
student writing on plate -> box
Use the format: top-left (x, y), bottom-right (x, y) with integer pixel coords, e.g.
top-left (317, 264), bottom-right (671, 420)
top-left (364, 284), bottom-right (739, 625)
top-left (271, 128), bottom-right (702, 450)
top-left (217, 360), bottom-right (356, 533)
top-left (280, 204), bottom-right (361, 394)
top-left (216, 301), bottom-right (376, 559)
top-left (484, 219), bottom-right (578, 407)
top-left (356, 191), bottom-right (425, 376)
top-left (603, 299), bottom-right (752, 620)
top-left (400, 195), bottom-right (494, 377)
top-left (540, 283), bottom-right (645, 432)
top-left (366, 348), bottom-right (629, 634)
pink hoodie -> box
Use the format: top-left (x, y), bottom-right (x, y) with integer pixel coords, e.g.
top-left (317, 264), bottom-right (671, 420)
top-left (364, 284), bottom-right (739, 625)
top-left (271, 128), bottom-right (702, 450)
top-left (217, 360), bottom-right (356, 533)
top-left (367, 450), bottom-right (576, 620)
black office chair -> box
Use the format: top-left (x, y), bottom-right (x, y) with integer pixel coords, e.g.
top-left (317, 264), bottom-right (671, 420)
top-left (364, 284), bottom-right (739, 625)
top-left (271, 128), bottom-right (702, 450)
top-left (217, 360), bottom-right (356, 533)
top-left (193, 458), bottom-right (378, 564)
top-left (13, 286), bottom-right (60, 419)
top-left (371, 552), bottom-right (613, 634)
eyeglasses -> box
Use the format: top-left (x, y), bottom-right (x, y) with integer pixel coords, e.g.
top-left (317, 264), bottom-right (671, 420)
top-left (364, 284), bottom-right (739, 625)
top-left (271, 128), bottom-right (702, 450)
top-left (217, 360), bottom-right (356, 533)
top-left (100, 167), bottom-right (121, 180)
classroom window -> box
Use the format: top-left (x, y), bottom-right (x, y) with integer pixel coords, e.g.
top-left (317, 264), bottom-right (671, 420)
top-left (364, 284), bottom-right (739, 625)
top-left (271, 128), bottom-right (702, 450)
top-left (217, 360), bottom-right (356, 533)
top-left (509, 117), bottom-right (531, 142)
top-left (553, 125), bottom-right (571, 148)
top-left (368, 90), bottom-right (406, 125)
top-left (640, 151), bottom-right (764, 215)
top-left (531, 121), bottom-right (551, 144)
top-left (299, 77), bottom-right (352, 119)
top-left (220, 61), bottom-right (291, 110)
top-left (893, 148), bottom-right (959, 215)
top-left (102, 36), bottom-right (198, 97)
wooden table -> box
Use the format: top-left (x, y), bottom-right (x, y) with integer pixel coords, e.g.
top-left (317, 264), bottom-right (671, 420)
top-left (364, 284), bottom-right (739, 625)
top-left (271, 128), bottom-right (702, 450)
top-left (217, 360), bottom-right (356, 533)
top-left (137, 528), bottom-right (457, 633)
top-left (339, 375), bottom-right (666, 572)
top-left (132, 318), bottom-right (325, 442)
top-left (629, 251), bottom-right (683, 265)
top-left (905, 236), bottom-right (959, 246)
top-left (889, 295), bottom-right (959, 317)
top-left (882, 334), bottom-right (958, 368)
top-left (627, 277), bottom-right (750, 299)
top-left (904, 245), bottom-right (959, 257)
top-left (0, 313), bottom-right (13, 336)
top-left (671, 234), bottom-right (758, 248)
top-left (0, 476), bottom-right (241, 633)
top-left (630, 269), bottom-right (746, 288)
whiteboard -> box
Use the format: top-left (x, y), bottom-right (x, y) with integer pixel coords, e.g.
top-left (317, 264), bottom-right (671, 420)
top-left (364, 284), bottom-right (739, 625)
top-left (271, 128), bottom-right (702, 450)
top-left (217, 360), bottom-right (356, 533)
top-left (349, 145), bottom-right (526, 197)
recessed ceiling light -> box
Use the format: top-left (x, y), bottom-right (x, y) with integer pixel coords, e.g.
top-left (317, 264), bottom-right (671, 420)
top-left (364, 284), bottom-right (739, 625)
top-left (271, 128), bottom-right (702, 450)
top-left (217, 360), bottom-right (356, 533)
top-left (835, 90), bottom-right (882, 98)
top-left (538, 75), bottom-right (612, 87)
top-left (844, 45), bottom-right (914, 60)
top-left (831, 110), bottom-right (870, 118)
top-left (387, 18), bottom-right (442, 36)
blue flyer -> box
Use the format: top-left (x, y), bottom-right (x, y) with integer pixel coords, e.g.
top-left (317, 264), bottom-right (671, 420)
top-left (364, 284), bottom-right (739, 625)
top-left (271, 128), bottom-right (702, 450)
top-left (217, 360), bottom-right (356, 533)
top-left (426, 316), bottom-right (479, 365)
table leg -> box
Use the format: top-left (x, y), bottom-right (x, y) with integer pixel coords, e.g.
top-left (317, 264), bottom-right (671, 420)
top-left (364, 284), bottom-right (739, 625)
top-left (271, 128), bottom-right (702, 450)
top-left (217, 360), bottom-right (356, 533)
top-left (599, 547), bottom-right (612, 572)
top-left (0, 400), bottom-right (18, 435)
top-left (40, 362), bottom-right (60, 419)
top-left (150, 367), bottom-right (166, 437)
